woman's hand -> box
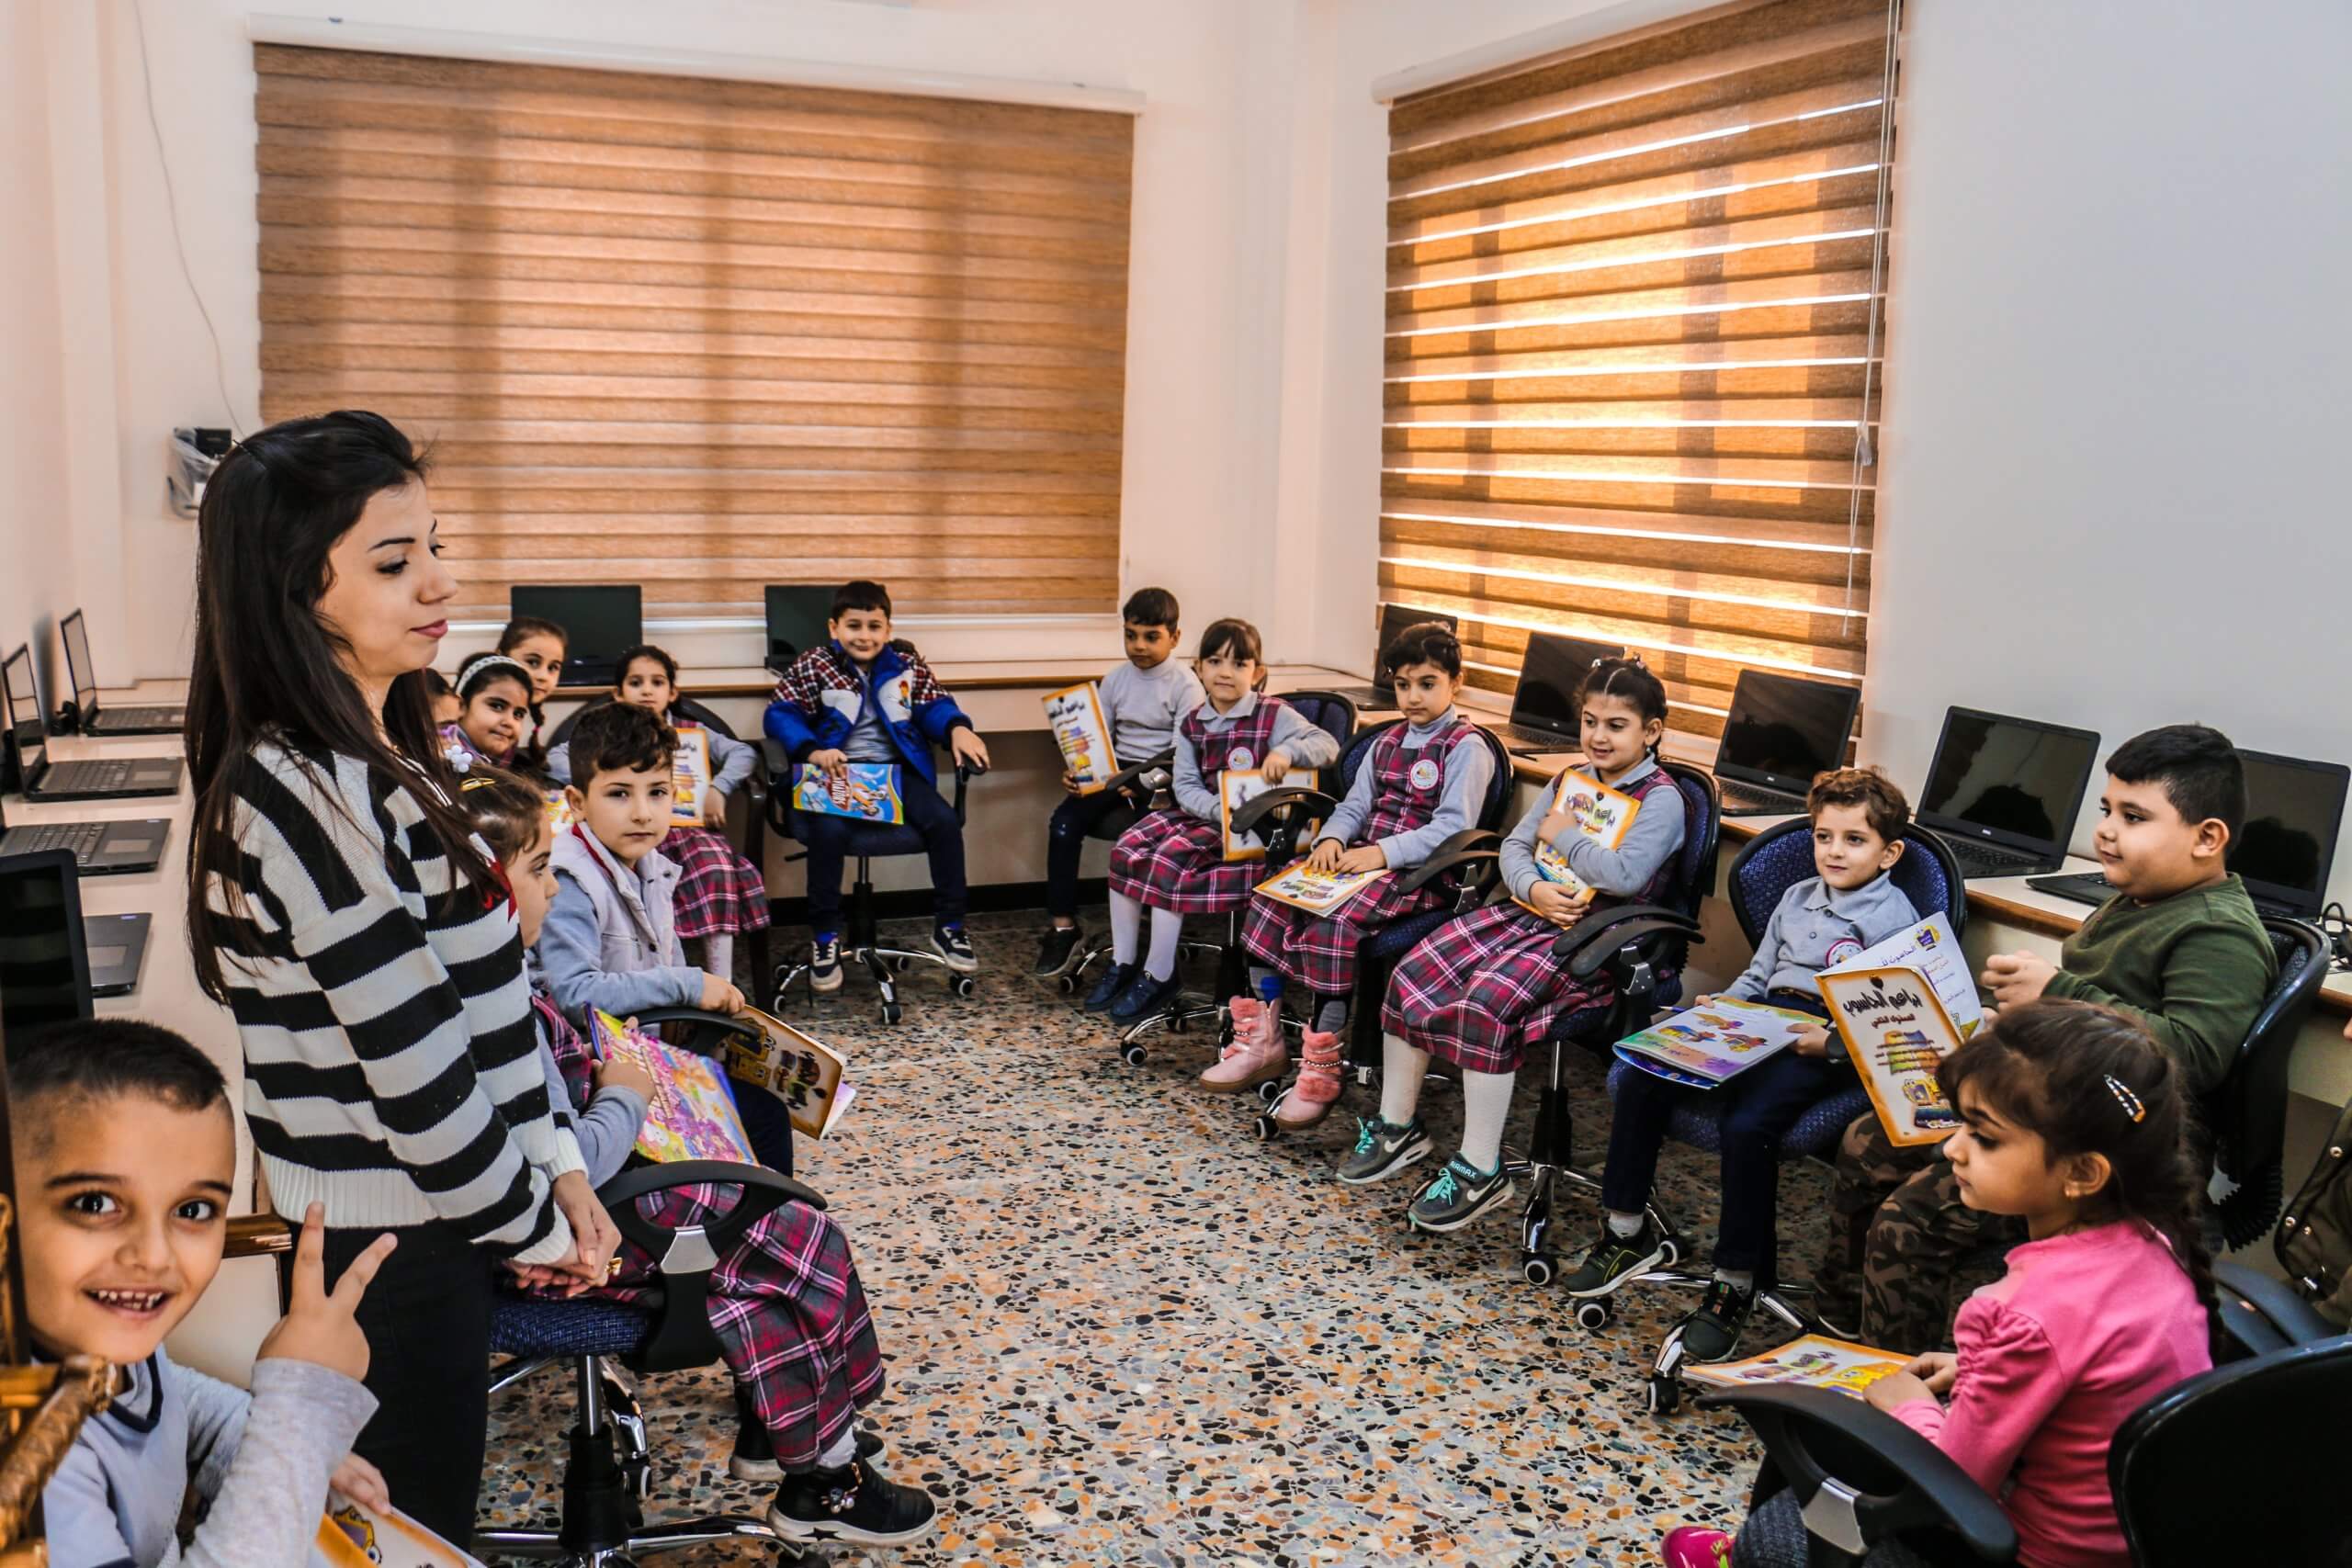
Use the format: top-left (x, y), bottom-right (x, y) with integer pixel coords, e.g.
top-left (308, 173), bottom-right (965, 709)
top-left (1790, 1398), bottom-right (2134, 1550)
top-left (1306, 837), bottom-right (1345, 874)
top-left (331, 1452), bottom-right (390, 1513)
top-left (1334, 843), bottom-right (1388, 876)
top-left (1260, 750), bottom-right (1294, 784)
top-left (256, 1203), bottom-right (394, 1382)
top-left (549, 1170), bottom-right (618, 1293)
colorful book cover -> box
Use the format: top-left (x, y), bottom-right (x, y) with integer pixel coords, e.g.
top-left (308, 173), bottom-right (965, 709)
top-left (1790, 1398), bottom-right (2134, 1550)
top-left (793, 761), bottom-right (905, 824)
top-left (718, 1006), bottom-right (858, 1141)
top-left (1252, 861), bottom-right (1388, 916)
top-left (543, 789), bottom-right (576, 831)
top-left (1043, 681), bottom-right (1120, 795)
top-left (318, 1496), bottom-right (485, 1567)
top-left (592, 1010), bottom-right (756, 1164)
top-left (1816, 963), bottom-right (1971, 1147)
top-left (1683, 1334), bottom-right (1911, 1398)
top-left (1516, 773), bottom-right (1642, 911)
top-left (1220, 768), bottom-right (1275, 863)
top-left (670, 722), bottom-right (712, 829)
top-left (1612, 998), bottom-right (1822, 1087)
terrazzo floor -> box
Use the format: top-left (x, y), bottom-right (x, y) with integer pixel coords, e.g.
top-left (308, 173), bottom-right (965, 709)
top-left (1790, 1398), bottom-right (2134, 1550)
top-left (481, 910), bottom-right (1839, 1567)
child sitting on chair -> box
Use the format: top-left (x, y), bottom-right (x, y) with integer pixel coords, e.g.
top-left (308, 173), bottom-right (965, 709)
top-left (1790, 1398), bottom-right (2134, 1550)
top-left (1227, 621), bottom-right (1495, 1122)
top-left (497, 614), bottom-right (571, 776)
top-left (1089, 617), bottom-right (1340, 1028)
top-left (1034, 586), bottom-right (1205, 979)
top-left (441, 651), bottom-right (536, 774)
top-left (1361, 656), bottom-right (1688, 1234)
top-left (1566, 766), bottom-right (1917, 1365)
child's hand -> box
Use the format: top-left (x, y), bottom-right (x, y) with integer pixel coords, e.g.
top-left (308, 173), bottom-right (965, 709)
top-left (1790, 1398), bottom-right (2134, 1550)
top-left (808, 748), bottom-right (849, 778)
top-left (1524, 881), bottom-right (1581, 926)
top-left (951, 728), bottom-right (991, 773)
top-left (1261, 750), bottom-right (1293, 784)
top-left (331, 1452), bottom-right (390, 1514)
top-left (595, 1053), bottom-right (658, 1102)
top-left (1335, 843), bottom-right (1388, 876)
top-left (1980, 951), bottom-right (2057, 1007)
top-left (1792, 1025), bottom-right (1832, 1058)
top-left (1060, 769), bottom-right (1080, 795)
top-left (1306, 837), bottom-right (1345, 874)
top-left (1903, 1350), bottom-right (1960, 1395)
top-left (700, 971), bottom-right (746, 1013)
top-left (1863, 1370), bottom-right (1938, 1413)
top-left (257, 1203), bottom-right (394, 1383)
top-left (1539, 811), bottom-right (1575, 844)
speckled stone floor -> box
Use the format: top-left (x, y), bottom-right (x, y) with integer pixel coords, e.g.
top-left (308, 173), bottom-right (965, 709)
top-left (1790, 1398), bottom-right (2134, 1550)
top-left (481, 910), bottom-right (1833, 1566)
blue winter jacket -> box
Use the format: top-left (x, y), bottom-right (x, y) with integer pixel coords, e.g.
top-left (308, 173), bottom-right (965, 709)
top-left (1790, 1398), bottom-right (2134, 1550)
top-left (762, 639), bottom-right (972, 787)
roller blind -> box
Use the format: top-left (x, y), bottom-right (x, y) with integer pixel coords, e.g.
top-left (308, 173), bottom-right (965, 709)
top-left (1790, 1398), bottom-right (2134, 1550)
top-left (1380, 0), bottom-right (1898, 742)
top-left (254, 45), bottom-right (1134, 619)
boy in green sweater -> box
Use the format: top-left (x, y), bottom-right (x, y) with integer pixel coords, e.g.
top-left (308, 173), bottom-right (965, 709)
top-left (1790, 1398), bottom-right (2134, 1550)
top-left (1819, 724), bottom-right (2277, 1348)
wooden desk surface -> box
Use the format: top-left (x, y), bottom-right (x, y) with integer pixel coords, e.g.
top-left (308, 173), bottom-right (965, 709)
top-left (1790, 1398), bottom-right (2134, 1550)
top-left (566, 660), bottom-right (1367, 702)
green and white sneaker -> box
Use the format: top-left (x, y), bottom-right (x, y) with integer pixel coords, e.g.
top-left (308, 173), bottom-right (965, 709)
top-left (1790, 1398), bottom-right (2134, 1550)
top-left (1335, 1116), bottom-right (1433, 1186)
top-left (1675, 1278), bottom-right (1758, 1363)
top-left (1561, 1218), bottom-right (1668, 1298)
top-left (1406, 1155), bottom-right (1515, 1232)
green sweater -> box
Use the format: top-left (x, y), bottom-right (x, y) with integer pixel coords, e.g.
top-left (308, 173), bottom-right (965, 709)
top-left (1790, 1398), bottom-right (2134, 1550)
top-left (2042, 873), bottom-right (2277, 1095)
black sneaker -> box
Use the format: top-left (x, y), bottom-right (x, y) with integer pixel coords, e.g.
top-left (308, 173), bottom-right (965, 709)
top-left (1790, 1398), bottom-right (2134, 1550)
top-left (929, 923), bottom-right (978, 974)
top-left (1335, 1116), bottom-right (1434, 1186)
top-left (1676, 1278), bottom-right (1758, 1363)
top-left (1083, 961), bottom-right (1138, 1012)
top-left (1561, 1219), bottom-right (1668, 1299)
top-left (1032, 926), bottom-right (1084, 977)
top-left (1107, 968), bottom-right (1184, 1023)
top-left (809, 934), bottom-right (843, 994)
top-left (1406, 1154), bottom-right (1515, 1233)
top-left (770, 1458), bottom-right (939, 1547)
top-left (729, 1423), bottom-right (884, 1483)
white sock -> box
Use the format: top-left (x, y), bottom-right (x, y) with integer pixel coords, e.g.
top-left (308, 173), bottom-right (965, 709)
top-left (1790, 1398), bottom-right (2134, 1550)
top-left (816, 1426), bottom-right (857, 1471)
top-left (1379, 1032), bottom-right (1430, 1126)
top-left (702, 933), bottom-right (734, 984)
top-left (1144, 907), bottom-right (1183, 982)
top-left (1109, 892), bottom-right (1144, 965)
top-left (1458, 1067), bottom-right (1516, 1175)
top-left (1607, 1210), bottom-right (1645, 1239)
top-left (1713, 1267), bottom-right (1755, 1290)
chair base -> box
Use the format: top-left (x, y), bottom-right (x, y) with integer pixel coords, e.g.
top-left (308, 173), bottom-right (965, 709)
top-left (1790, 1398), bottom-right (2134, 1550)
top-left (770, 859), bottom-right (974, 1023)
top-left (476, 1517), bottom-right (808, 1567)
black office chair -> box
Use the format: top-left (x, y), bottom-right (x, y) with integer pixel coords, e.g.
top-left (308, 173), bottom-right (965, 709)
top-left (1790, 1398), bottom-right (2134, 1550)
top-left (476, 1159), bottom-right (825, 1566)
top-left (1612, 820), bottom-right (1968, 1412)
top-left (2200, 916), bottom-right (2330, 1248)
top-left (1227, 716), bottom-right (1516, 1142)
top-left (2212, 1257), bottom-right (2344, 1355)
top-left (1056, 750), bottom-right (1178, 998)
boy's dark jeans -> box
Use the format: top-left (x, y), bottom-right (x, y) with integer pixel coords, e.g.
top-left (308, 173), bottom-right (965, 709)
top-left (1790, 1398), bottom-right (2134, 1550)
top-left (798, 778), bottom-right (967, 931)
top-left (1045, 789), bottom-right (1134, 919)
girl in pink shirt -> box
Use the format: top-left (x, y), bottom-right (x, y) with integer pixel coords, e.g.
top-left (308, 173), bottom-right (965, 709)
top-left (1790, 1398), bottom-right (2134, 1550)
top-left (1664, 998), bottom-right (2220, 1568)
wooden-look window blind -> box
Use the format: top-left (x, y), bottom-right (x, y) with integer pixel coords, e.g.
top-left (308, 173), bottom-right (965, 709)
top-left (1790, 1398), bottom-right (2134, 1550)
top-left (1381, 0), bottom-right (1898, 741)
top-left (254, 45), bottom-right (1134, 618)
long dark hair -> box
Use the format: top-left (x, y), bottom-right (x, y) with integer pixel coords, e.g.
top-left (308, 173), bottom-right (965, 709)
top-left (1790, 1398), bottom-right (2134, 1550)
top-left (1579, 655), bottom-right (1669, 758)
top-left (184, 411), bottom-right (499, 999)
top-left (1939, 998), bottom-right (2224, 1357)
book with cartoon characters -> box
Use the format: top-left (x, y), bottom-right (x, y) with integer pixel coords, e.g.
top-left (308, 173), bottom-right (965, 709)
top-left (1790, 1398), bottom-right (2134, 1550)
top-left (317, 1495), bottom-right (485, 1567)
top-left (1815, 913), bottom-right (1979, 1146)
top-left (1042, 681), bottom-right (1120, 795)
top-left (1683, 1334), bottom-right (1911, 1398)
top-left (1220, 768), bottom-right (1275, 863)
top-left (670, 722), bottom-right (712, 828)
top-left (718, 1005), bottom-right (858, 1141)
top-left (1514, 772), bottom-right (1642, 912)
top-left (1613, 997), bottom-right (1822, 1087)
top-left (792, 761), bottom-right (905, 824)
top-left (1252, 861), bottom-right (1388, 916)
top-left (591, 1010), bottom-right (757, 1165)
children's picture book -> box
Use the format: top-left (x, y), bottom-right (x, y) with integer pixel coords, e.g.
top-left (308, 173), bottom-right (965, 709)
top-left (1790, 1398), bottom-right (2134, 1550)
top-left (1516, 773), bottom-right (1642, 911)
top-left (793, 761), bottom-right (905, 824)
top-left (318, 1495), bottom-right (486, 1568)
top-left (1683, 1335), bottom-right (1912, 1399)
top-left (1252, 861), bottom-right (1388, 917)
top-left (543, 788), bottom-right (576, 832)
top-left (1220, 768), bottom-right (1275, 863)
top-left (1043, 681), bottom-right (1120, 795)
top-left (718, 1005), bottom-right (859, 1141)
top-left (592, 1010), bottom-right (757, 1164)
top-left (1613, 997), bottom-right (1824, 1088)
top-left (1817, 966), bottom-right (1970, 1147)
top-left (670, 722), bottom-right (712, 829)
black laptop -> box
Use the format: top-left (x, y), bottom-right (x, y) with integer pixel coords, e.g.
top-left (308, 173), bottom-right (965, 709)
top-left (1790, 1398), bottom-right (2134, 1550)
top-left (510, 585), bottom-right (643, 689)
top-left (2030, 748), bottom-right (2349, 918)
top-left (62, 608), bottom-right (183, 734)
top-left (764, 584), bottom-right (835, 674)
top-left (1326, 605), bottom-right (1461, 709)
top-left (0, 793), bottom-right (169, 875)
top-left (1713, 670), bottom-right (1865, 816)
top-left (1917, 707), bottom-right (2102, 880)
top-left (2, 645), bottom-right (183, 802)
top-left (1486, 631), bottom-right (1625, 753)
top-left (0, 851), bottom-right (151, 1028)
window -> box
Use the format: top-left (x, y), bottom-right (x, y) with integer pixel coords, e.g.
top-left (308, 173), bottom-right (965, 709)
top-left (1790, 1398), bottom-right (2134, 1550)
top-left (1379, 0), bottom-right (1899, 742)
top-left (255, 45), bottom-right (1135, 619)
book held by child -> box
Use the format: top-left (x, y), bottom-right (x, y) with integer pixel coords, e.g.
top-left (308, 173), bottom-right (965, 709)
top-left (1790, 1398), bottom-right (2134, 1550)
top-left (592, 1010), bottom-right (758, 1163)
top-left (1808, 912), bottom-right (1979, 1145)
top-left (1220, 768), bottom-right (1275, 863)
top-left (1614, 997), bottom-right (1824, 1087)
top-left (318, 1495), bottom-right (487, 1567)
top-left (1682, 1334), bottom-right (1910, 1398)
top-left (1516, 773), bottom-right (1642, 911)
top-left (792, 761), bottom-right (906, 824)
top-left (719, 1005), bottom-right (859, 1141)
top-left (670, 724), bottom-right (712, 828)
top-left (1252, 861), bottom-right (1389, 917)
top-left (1043, 681), bottom-right (1120, 794)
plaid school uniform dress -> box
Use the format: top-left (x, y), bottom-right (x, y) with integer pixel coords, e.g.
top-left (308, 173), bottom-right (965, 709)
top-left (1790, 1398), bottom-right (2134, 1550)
top-left (1240, 715), bottom-right (1480, 998)
top-left (663, 723), bottom-right (773, 942)
top-left (1383, 764), bottom-right (1682, 1076)
top-left (537, 997), bottom-right (884, 1466)
top-left (1106, 696), bottom-right (1291, 915)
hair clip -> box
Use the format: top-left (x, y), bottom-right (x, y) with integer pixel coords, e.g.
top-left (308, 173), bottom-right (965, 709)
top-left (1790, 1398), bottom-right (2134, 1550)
top-left (2103, 1074), bottom-right (2146, 1123)
top-left (459, 773), bottom-right (496, 793)
top-left (458, 652), bottom-right (531, 687)
top-left (443, 739), bottom-right (474, 775)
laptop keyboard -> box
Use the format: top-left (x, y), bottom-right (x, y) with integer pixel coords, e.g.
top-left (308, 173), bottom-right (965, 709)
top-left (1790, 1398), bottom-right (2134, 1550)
top-left (50, 759), bottom-right (137, 792)
top-left (2, 821), bottom-right (105, 862)
top-left (100, 706), bottom-right (182, 729)
top-left (1718, 780), bottom-right (1807, 815)
top-left (1944, 838), bottom-right (2045, 876)
top-left (1486, 721), bottom-right (1580, 753)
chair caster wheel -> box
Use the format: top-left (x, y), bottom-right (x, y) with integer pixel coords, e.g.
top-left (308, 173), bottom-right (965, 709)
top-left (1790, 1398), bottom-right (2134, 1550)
top-left (1657, 1235), bottom-right (1683, 1267)
top-left (1121, 1043), bottom-right (1148, 1066)
top-left (951, 975), bottom-right (976, 998)
top-left (880, 1001), bottom-right (902, 1025)
top-left (888, 954), bottom-right (910, 972)
top-left (1169, 1012), bottom-right (1187, 1034)
top-left (1058, 974), bottom-right (1079, 995)
top-left (1255, 1077), bottom-right (1284, 1106)
top-left (1253, 1114), bottom-right (1277, 1141)
top-left (1574, 1297), bottom-right (1614, 1331)
top-left (1522, 1255), bottom-right (1557, 1286)
top-left (1645, 1375), bottom-right (1681, 1416)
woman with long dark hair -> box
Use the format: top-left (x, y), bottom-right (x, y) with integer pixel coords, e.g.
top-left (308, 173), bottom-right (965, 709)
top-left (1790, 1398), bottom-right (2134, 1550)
top-left (184, 411), bottom-right (616, 1546)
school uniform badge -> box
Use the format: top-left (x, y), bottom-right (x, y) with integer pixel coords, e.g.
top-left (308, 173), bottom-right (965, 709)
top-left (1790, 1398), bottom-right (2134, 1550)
top-left (1408, 757), bottom-right (1441, 790)
top-left (1227, 746), bottom-right (1255, 770)
top-left (1826, 937), bottom-right (1863, 968)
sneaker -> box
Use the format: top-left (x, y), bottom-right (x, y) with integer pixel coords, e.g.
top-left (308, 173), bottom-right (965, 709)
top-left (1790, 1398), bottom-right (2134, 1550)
top-left (928, 923), bottom-right (978, 974)
top-left (1271, 1028), bottom-right (1345, 1130)
top-left (1561, 1218), bottom-right (1668, 1299)
top-left (1407, 1154), bottom-right (1514, 1232)
top-left (1032, 925), bottom-right (1084, 977)
top-left (730, 1424), bottom-right (884, 1483)
top-left (1660, 1526), bottom-right (1735, 1568)
top-left (1335, 1116), bottom-right (1433, 1185)
top-left (1675, 1278), bottom-right (1757, 1363)
top-left (809, 934), bottom-right (843, 994)
top-left (769, 1457), bottom-right (938, 1547)
top-left (1107, 968), bottom-right (1184, 1024)
top-left (1083, 961), bottom-right (1138, 1012)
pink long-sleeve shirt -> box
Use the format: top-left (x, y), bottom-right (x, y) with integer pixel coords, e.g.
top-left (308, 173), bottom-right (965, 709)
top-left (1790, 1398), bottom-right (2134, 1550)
top-left (1891, 1221), bottom-right (2211, 1568)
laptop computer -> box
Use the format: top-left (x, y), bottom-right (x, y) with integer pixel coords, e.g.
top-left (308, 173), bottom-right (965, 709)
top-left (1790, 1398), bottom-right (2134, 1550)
top-left (764, 584), bottom-right (836, 674)
top-left (1713, 670), bottom-right (1864, 816)
top-left (510, 585), bottom-right (643, 689)
top-left (2030, 748), bottom-right (2349, 919)
top-left (0, 850), bottom-right (152, 1026)
top-left (1486, 632), bottom-right (1625, 754)
top-left (1325, 605), bottom-right (1461, 709)
top-left (61, 608), bottom-right (183, 734)
top-left (1917, 706), bottom-right (2102, 880)
top-left (2, 646), bottom-right (184, 802)
top-left (0, 794), bottom-right (169, 875)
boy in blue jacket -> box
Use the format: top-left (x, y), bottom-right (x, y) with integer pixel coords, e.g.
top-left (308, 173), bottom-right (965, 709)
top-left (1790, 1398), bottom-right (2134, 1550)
top-left (764, 580), bottom-right (992, 987)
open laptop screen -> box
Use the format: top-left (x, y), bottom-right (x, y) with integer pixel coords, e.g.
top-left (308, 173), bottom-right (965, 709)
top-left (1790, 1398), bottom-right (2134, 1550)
top-left (1, 646), bottom-right (42, 778)
top-left (765, 585), bottom-right (835, 671)
top-left (1714, 671), bottom-right (1862, 796)
top-left (61, 609), bottom-right (98, 715)
top-left (1373, 605), bottom-right (1458, 694)
top-left (510, 586), bottom-right (643, 683)
top-left (0, 851), bottom-right (94, 1041)
top-left (1917, 708), bottom-right (2101, 854)
top-left (2233, 750), bottom-right (2349, 915)
top-left (1510, 632), bottom-right (1624, 736)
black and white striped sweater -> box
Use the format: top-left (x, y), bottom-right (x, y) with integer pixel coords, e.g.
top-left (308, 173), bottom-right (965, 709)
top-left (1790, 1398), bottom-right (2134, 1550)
top-left (208, 739), bottom-right (581, 1263)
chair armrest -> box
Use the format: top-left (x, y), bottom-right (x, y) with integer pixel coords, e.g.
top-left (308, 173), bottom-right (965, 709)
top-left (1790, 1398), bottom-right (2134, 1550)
top-left (1101, 751), bottom-right (1176, 804)
top-left (950, 762), bottom-right (972, 825)
top-left (224, 1214), bottom-right (294, 1261)
top-left (1697, 1385), bottom-right (2018, 1562)
top-left (1227, 785), bottom-right (1336, 838)
top-left (1549, 903), bottom-right (1703, 980)
top-left (627, 1006), bottom-right (765, 1055)
top-left (2216, 1258), bottom-right (2339, 1348)
top-left (1391, 829), bottom-right (1503, 897)
top-left (597, 1159), bottom-right (823, 1260)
